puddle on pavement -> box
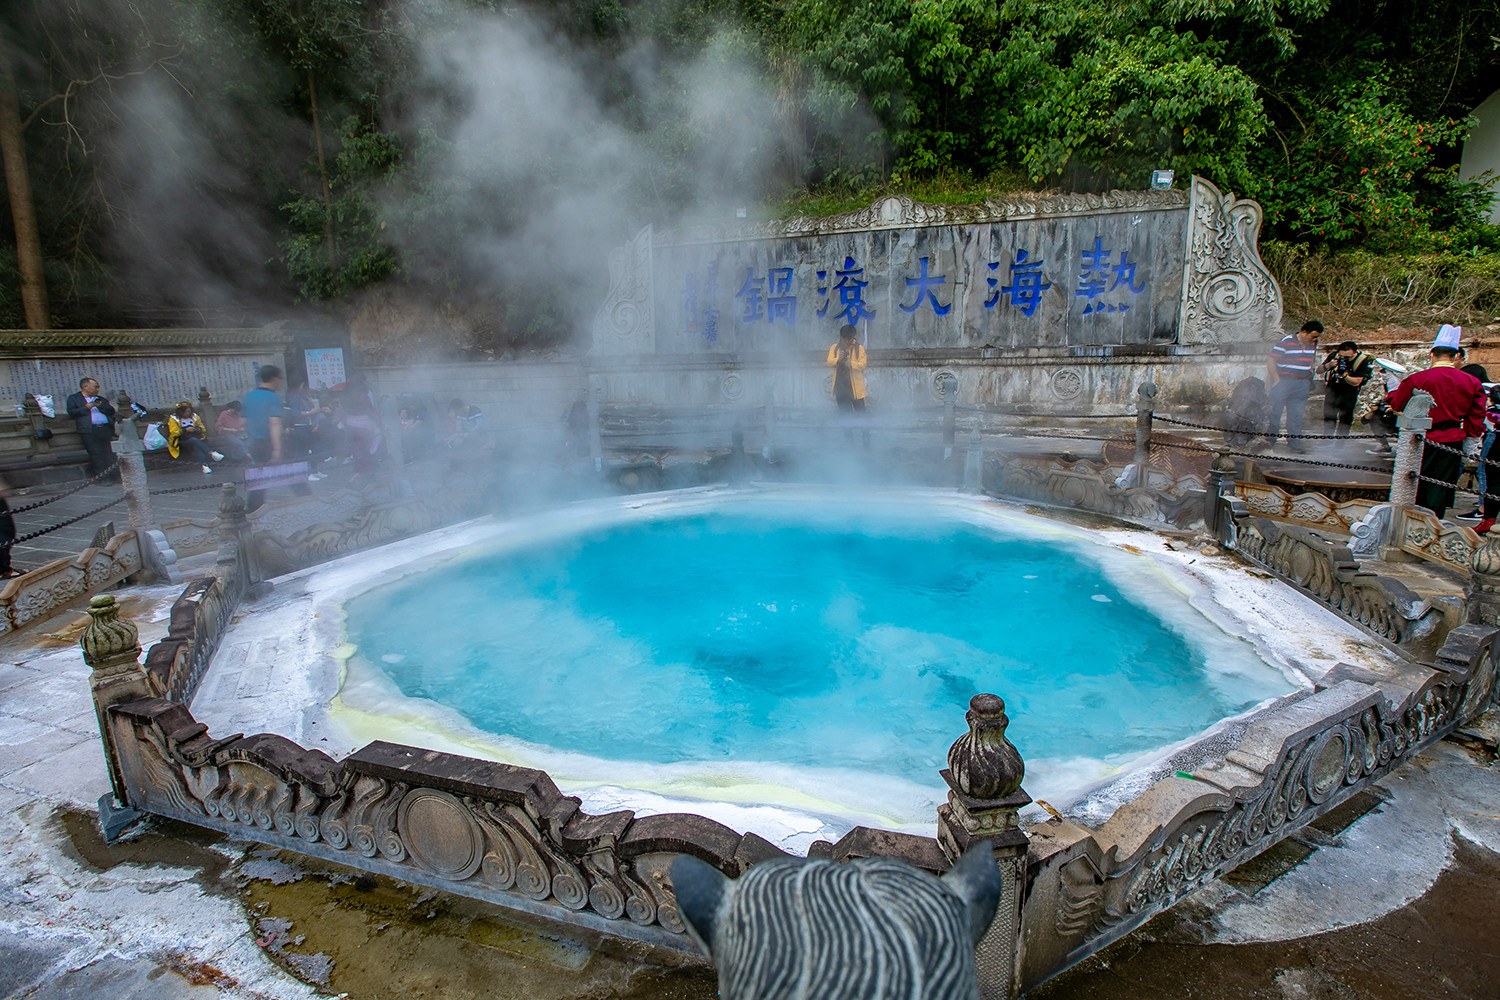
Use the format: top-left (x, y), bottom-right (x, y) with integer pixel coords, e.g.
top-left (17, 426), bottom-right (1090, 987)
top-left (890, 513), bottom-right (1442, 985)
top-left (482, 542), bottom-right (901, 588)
top-left (1221, 786), bottom-right (1390, 896)
top-left (238, 848), bottom-right (717, 1000)
top-left (57, 809), bottom-right (235, 891)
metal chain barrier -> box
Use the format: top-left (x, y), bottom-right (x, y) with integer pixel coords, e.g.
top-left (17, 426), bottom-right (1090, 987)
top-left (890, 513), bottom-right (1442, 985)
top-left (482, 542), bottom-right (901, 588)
top-left (6, 461), bottom-right (121, 514)
top-left (1, 494), bottom-right (128, 549)
top-left (1153, 413), bottom-right (1379, 440)
top-left (991, 428), bottom-right (1394, 474)
top-left (151, 481), bottom-right (236, 496)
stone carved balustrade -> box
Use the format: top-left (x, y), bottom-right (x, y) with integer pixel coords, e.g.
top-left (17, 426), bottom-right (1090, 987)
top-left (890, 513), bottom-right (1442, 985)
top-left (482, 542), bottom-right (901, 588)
top-left (1227, 511), bottom-right (1444, 653)
top-left (0, 530), bottom-right (145, 636)
top-left (985, 454), bottom-right (1205, 527)
top-left (102, 698), bottom-right (947, 957)
top-left (1234, 482), bottom-right (1377, 533)
top-left (1018, 622), bottom-right (1500, 990)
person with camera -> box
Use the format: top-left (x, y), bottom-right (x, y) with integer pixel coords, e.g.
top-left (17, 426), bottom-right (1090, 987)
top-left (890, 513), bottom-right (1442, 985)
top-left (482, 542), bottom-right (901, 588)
top-left (1318, 340), bottom-right (1374, 436)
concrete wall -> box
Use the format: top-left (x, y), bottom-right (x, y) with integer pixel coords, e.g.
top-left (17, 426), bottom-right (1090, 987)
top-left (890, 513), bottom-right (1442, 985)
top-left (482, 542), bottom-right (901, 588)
top-left (1460, 87), bottom-right (1500, 224)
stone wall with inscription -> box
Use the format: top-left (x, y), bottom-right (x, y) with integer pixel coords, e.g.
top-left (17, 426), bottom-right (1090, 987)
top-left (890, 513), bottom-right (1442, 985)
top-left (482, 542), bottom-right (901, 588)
top-left (590, 177), bottom-right (1282, 416)
top-left (0, 328), bottom-right (291, 411)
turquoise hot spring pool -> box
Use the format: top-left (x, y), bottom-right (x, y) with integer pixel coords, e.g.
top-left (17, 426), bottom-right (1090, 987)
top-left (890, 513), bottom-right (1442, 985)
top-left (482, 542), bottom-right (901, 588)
top-left (339, 498), bottom-right (1296, 828)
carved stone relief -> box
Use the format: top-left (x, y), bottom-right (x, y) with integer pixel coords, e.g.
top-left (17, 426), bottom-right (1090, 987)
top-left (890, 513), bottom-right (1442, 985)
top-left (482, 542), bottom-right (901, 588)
top-left (591, 225), bottom-right (655, 354)
top-left (1178, 176), bottom-right (1283, 344)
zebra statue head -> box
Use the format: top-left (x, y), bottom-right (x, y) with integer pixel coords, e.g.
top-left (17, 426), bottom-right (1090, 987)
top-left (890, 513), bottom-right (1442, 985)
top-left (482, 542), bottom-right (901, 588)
top-left (671, 842), bottom-right (1003, 1000)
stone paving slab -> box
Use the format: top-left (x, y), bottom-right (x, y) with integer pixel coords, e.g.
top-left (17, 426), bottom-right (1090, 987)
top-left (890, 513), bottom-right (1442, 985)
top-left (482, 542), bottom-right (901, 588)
top-left (16, 956), bottom-right (226, 1000)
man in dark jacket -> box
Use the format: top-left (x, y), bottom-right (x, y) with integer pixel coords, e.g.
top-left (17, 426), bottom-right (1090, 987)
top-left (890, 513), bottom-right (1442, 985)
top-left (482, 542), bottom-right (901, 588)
top-left (65, 377), bottom-right (117, 476)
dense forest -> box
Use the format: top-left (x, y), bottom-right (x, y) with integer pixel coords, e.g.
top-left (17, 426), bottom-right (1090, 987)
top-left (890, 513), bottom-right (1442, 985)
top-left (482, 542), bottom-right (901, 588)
top-left (1, 0), bottom-right (1498, 354)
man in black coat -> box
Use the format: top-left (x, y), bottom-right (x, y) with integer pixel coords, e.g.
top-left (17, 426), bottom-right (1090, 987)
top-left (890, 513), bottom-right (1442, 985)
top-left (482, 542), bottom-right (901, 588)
top-left (65, 377), bottom-right (117, 476)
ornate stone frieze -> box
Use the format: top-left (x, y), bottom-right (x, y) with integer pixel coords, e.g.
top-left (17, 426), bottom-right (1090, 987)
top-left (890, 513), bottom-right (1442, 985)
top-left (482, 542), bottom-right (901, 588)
top-left (1178, 176), bottom-right (1282, 344)
top-left (0, 530), bottom-right (145, 636)
top-left (1235, 483), bottom-right (1378, 534)
top-left (985, 454), bottom-right (1205, 527)
top-left (1228, 514), bottom-right (1444, 652)
top-left (1020, 623), bottom-right (1500, 990)
top-left (1393, 505), bottom-right (1478, 576)
top-left (591, 224), bottom-right (655, 353)
top-left (254, 488), bottom-right (483, 578)
top-left (104, 700), bottom-right (947, 956)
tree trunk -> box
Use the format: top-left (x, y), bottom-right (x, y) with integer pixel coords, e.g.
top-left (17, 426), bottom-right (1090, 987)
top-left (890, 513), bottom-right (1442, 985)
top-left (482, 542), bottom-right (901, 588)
top-left (306, 69), bottom-right (337, 272)
top-left (0, 47), bottom-right (50, 330)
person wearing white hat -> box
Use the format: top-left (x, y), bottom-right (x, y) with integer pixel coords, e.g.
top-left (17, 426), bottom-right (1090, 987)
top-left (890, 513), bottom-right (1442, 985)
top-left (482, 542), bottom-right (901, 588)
top-left (1385, 325), bottom-right (1487, 518)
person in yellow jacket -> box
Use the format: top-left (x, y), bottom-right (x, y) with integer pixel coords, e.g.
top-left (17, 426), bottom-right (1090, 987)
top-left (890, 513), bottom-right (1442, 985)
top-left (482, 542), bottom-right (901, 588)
top-left (167, 401), bottom-right (223, 473)
top-left (827, 324), bottom-right (869, 446)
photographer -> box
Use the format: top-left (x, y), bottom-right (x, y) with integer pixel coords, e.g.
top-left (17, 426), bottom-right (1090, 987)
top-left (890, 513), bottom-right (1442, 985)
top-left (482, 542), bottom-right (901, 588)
top-left (1319, 340), bottom-right (1373, 437)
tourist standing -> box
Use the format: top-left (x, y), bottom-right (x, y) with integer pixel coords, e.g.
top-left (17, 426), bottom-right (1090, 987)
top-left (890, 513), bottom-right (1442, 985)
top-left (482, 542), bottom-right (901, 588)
top-left (1386, 325), bottom-right (1487, 519)
top-left (65, 377), bottom-right (117, 476)
top-left (242, 365), bottom-right (312, 512)
top-left (1264, 321), bottom-right (1322, 453)
top-left (827, 324), bottom-right (870, 447)
top-left (1318, 340), bottom-right (1373, 436)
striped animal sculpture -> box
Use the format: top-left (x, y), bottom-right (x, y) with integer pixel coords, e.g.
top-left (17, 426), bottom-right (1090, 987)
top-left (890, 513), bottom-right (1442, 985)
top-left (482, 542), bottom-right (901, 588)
top-left (672, 842), bottom-right (1002, 999)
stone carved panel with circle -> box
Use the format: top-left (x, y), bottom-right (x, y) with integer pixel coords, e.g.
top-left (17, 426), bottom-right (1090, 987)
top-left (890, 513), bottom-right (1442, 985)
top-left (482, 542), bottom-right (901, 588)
top-left (932, 370), bottom-right (959, 401)
top-left (397, 789), bottom-right (485, 881)
top-left (719, 373), bottom-right (744, 401)
top-left (1050, 368), bottom-right (1085, 401)
top-left (1205, 271), bottom-right (1255, 319)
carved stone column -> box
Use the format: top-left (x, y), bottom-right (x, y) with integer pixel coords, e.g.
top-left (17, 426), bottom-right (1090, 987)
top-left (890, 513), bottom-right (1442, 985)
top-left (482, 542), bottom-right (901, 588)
top-left (1468, 534), bottom-right (1500, 627)
top-left (962, 425), bottom-right (984, 493)
top-left (196, 385), bottom-right (215, 430)
top-left (112, 391), bottom-right (178, 584)
top-left (939, 694), bottom-right (1031, 1000)
top-left (1389, 390), bottom-right (1434, 508)
top-left (217, 481), bottom-right (259, 592)
top-left (943, 375), bottom-right (959, 459)
top-left (1202, 451), bottom-right (1238, 536)
top-left (81, 594), bottom-right (154, 838)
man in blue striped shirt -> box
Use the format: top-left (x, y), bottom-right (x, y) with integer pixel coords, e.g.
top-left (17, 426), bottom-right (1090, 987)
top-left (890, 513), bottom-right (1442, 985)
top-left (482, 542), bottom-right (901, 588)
top-left (1265, 321), bottom-right (1323, 453)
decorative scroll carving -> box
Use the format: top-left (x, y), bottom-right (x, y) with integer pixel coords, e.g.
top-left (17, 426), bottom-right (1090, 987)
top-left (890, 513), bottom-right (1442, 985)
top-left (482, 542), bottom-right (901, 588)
top-left (1227, 512), bottom-right (1444, 652)
top-left (254, 488), bottom-right (483, 578)
top-left (592, 224), bottom-right (655, 353)
top-left (1349, 503), bottom-right (1394, 560)
top-left (1235, 483), bottom-right (1378, 534)
top-left (142, 574), bottom-right (239, 704)
top-left (0, 530), bottom-right (145, 636)
top-left (1394, 505), bottom-right (1478, 577)
top-left (987, 455), bottom-right (1205, 528)
top-left (1021, 623), bottom-right (1500, 991)
top-left (1179, 176), bottom-right (1282, 345)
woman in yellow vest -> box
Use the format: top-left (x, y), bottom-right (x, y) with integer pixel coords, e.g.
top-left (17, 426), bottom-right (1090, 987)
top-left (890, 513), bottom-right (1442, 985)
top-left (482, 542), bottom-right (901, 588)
top-left (827, 324), bottom-right (869, 446)
top-left (167, 401), bottom-right (223, 473)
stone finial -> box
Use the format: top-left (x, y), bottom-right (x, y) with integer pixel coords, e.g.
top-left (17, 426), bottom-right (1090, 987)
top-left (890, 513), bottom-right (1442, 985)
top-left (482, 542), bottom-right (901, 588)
top-left (1473, 536), bottom-right (1500, 578)
top-left (947, 694), bottom-right (1025, 800)
top-left (219, 481), bottom-right (245, 518)
top-left (1211, 451), bottom-right (1237, 474)
top-left (80, 594), bottom-right (140, 669)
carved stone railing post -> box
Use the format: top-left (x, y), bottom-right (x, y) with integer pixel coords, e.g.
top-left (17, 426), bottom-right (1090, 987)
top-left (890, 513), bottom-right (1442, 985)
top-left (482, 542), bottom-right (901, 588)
top-left (762, 384), bottom-right (777, 461)
top-left (943, 375), bottom-right (959, 459)
top-left (1204, 452), bottom-right (1236, 535)
top-left (1133, 382), bottom-right (1157, 477)
top-left (196, 386), bottom-right (215, 430)
top-left (1468, 535), bottom-right (1500, 627)
top-left (113, 390), bottom-right (178, 584)
top-left (963, 425), bottom-right (984, 493)
top-left (1389, 390), bottom-right (1434, 508)
top-left (81, 594), bottom-right (153, 839)
top-left (217, 481), bottom-right (259, 591)
top-left (588, 386), bottom-right (603, 474)
top-left (939, 694), bottom-right (1030, 1000)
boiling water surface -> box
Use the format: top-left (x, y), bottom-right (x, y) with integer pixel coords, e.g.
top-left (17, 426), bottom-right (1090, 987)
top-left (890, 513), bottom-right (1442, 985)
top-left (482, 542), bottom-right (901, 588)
top-left (344, 503), bottom-right (1293, 795)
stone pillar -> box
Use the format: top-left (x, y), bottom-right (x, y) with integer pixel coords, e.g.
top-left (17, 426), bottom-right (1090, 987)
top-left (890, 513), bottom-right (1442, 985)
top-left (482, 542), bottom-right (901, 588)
top-left (938, 694), bottom-right (1030, 1000)
top-left (1204, 452), bottom-right (1237, 536)
top-left (762, 384), bottom-right (776, 461)
top-left (381, 394), bottom-right (412, 498)
top-left (81, 594), bottom-right (153, 839)
top-left (943, 376), bottom-right (959, 460)
top-left (1468, 534), bottom-right (1500, 626)
top-left (1389, 390), bottom-right (1434, 507)
top-left (217, 480), bottom-right (259, 591)
top-left (729, 421), bottom-right (748, 484)
top-left (963, 425), bottom-right (984, 493)
top-left (196, 386), bottom-right (215, 430)
top-left (113, 391), bottom-right (178, 584)
top-left (1133, 382), bottom-right (1158, 474)
top-left (587, 387), bottom-right (603, 474)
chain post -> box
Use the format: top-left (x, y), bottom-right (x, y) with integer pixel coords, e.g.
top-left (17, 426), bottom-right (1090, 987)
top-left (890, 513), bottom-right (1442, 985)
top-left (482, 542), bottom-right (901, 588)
top-left (1389, 390), bottom-right (1434, 507)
